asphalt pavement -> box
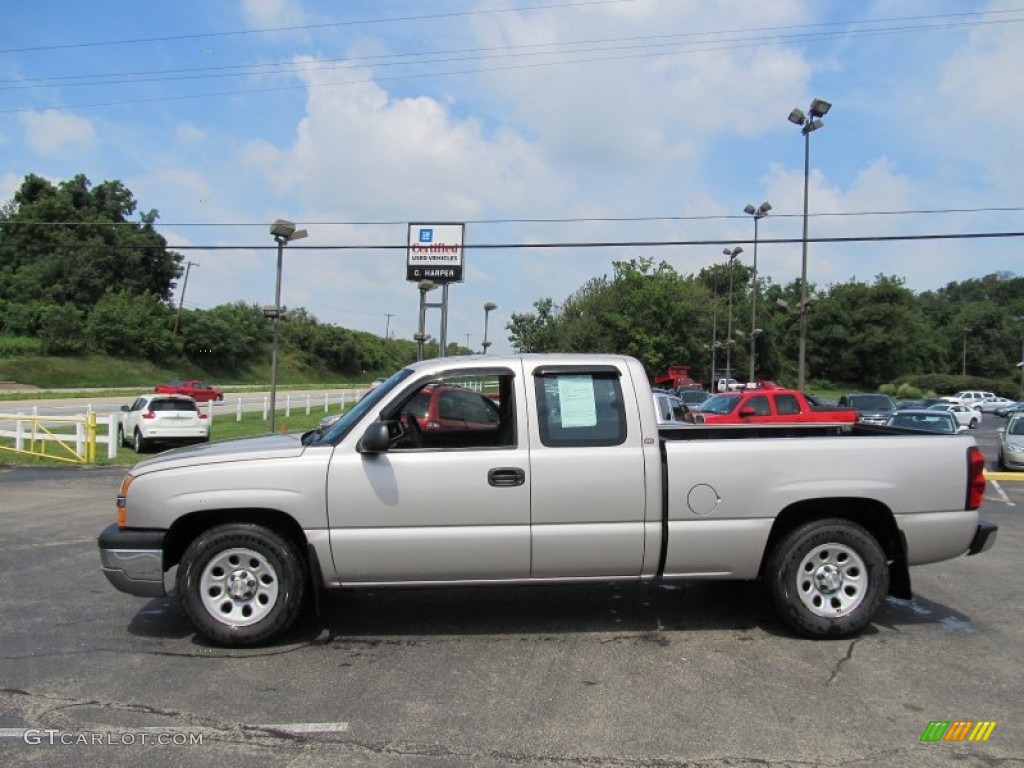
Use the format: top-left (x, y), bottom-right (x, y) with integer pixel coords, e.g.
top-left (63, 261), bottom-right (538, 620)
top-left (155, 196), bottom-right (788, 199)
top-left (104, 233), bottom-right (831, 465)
top-left (0, 423), bottom-right (1020, 767)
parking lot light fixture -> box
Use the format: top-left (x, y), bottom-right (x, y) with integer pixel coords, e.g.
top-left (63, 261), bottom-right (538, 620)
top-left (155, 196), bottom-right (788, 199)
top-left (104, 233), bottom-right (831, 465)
top-left (268, 219), bottom-right (308, 433)
top-left (744, 202), bottom-right (771, 380)
top-left (723, 247), bottom-right (743, 383)
top-left (789, 98), bottom-right (831, 391)
top-left (482, 302), bottom-right (498, 354)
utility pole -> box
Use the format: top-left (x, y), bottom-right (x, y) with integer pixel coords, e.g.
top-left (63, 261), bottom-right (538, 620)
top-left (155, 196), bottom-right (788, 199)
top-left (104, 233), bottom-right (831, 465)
top-left (172, 260), bottom-right (198, 335)
top-left (384, 313), bottom-right (394, 339)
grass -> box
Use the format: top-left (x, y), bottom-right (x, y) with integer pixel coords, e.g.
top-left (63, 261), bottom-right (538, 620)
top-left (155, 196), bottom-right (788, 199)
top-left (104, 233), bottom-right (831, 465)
top-left (0, 407), bottom-right (343, 469)
top-left (0, 352), bottom-right (388, 393)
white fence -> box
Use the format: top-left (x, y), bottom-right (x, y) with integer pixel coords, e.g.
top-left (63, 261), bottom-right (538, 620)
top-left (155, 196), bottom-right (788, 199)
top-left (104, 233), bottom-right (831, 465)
top-left (0, 389), bottom-right (365, 463)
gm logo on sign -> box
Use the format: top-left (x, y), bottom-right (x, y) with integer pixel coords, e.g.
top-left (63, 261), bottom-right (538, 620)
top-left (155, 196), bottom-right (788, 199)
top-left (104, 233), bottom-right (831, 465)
top-left (418, 228), bottom-right (434, 244)
top-left (921, 721), bottom-right (997, 742)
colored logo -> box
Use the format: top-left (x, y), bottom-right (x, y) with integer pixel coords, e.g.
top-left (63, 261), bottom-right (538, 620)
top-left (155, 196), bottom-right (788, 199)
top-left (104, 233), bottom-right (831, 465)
top-left (418, 228), bottom-right (433, 243)
top-left (921, 721), bottom-right (997, 742)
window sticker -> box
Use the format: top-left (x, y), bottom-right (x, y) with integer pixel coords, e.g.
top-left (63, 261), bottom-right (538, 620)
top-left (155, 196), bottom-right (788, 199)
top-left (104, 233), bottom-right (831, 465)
top-left (557, 376), bottom-right (597, 427)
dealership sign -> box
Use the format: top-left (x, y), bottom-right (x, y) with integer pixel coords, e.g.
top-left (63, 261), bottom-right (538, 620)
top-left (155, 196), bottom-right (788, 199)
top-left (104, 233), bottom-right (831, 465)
top-left (407, 223), bottom-right (464, 283)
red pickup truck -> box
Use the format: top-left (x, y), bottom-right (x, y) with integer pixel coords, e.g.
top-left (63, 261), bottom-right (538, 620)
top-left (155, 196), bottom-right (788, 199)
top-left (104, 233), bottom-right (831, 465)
top-left (154, 379), bottom-right (224, 403)
top-left (694, 387), bottom-right (856, 425)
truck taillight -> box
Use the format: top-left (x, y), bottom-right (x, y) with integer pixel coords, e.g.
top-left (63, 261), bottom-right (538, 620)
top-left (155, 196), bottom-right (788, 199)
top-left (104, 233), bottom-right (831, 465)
top-left (966, 446), bottom-right (986, 510)
top-left (198, 413), bottom-right (208, 420)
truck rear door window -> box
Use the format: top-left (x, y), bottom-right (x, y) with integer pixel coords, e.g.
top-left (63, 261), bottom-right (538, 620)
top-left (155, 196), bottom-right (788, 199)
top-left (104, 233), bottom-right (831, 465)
top-left (535, 373), bottom-right (626, 447)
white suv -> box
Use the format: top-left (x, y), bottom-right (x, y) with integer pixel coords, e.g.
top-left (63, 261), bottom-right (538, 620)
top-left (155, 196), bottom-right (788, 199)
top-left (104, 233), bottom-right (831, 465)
top-left (119, 394), bottom-right (210, 452)
top-left (941, 391), bottom-right (994, 411)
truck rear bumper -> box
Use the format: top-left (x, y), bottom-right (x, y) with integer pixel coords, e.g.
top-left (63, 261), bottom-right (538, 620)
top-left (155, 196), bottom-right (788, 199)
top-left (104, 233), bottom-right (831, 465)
top-left (967, 521), bottom-right (998, 556)
top-left (98, 523), bottom-right (167, 598)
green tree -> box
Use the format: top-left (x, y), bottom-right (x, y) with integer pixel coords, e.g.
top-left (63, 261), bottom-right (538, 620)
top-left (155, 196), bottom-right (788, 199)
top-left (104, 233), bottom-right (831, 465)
top-left (0, 174), bottom-right (183, 315)
top-left (84, 290), bottom-right (174, 360)
top-left (179, 302), bottom-right (268, 371)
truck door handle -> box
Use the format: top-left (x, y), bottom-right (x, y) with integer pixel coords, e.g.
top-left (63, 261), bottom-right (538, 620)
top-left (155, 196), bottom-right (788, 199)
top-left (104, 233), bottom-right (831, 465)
top-left (488, 468), bottom-right (525, 487)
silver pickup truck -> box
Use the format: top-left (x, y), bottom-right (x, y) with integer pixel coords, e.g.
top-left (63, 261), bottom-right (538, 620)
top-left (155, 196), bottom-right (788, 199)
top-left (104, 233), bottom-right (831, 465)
top-left (99, 354), bottom-right (997, 646)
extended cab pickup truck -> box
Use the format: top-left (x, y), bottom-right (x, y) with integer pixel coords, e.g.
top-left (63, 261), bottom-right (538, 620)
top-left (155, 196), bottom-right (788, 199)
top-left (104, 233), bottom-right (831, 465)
top-left (99, 354), bottom-right (997, 646)
top-left (694, 386), bottom-right (857, 425)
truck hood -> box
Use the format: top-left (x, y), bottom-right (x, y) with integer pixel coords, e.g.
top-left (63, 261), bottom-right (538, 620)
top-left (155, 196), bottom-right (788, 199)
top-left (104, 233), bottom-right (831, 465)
top-left (131, 433), bottom-right (307, 475)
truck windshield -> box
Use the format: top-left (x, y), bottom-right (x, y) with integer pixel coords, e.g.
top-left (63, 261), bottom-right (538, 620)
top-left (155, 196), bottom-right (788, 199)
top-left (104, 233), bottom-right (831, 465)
top-left (310, 368), bottom-right (414, 445)
top-left (698, 394), bottom-right (741, 415)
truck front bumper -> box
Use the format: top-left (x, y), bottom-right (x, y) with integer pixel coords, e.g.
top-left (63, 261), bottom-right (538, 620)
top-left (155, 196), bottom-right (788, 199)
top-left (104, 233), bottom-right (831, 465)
top-left (967, 521), bottom-right (998, 556)
top-left (98, 523), bottom-right (167, 598)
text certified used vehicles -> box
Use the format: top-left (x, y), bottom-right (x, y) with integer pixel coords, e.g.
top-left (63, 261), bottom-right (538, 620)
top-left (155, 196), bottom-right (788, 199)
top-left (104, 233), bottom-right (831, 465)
top-left (119, 394), bottom-right (210, 452)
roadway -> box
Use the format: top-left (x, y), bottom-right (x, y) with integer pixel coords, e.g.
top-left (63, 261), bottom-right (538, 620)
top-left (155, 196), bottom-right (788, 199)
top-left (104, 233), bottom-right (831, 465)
top-left (0, 419), bottom-right (1019, 766)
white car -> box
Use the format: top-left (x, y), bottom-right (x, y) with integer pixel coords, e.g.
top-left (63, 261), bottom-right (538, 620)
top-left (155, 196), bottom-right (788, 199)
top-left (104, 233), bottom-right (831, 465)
top-left (978, 396), bottom-right (1016, 413)
top-left (928, 402), bottom-right (982, 429)
top-left (941, 391), bottom-right (994, 410)
top-left (653, 391), bottom-right (692, 425)
top-left (119, 394), bottom-right (210, 452)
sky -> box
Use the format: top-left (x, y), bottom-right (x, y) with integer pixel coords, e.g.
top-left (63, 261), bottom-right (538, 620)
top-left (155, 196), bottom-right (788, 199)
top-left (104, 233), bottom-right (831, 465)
top-left (1, 0), bottom-right (1022, 354)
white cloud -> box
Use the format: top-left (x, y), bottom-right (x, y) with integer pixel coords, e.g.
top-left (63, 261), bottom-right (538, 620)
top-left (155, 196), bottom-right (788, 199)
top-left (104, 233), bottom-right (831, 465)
top-left (18, 110), bottom-right (98, 156)
top-left (175, 123), bottom-right (208, 144)
top-left (0, 171), bottom-right (19, 203)
top-left (240, 0), bottom-right (304, 29)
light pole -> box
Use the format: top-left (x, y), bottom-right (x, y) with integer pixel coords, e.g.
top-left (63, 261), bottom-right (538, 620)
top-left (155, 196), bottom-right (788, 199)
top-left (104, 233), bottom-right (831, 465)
top-left (415, 281), bottom-right (441, 361)
top-left (788, 97), bottom-right (831, 392)
top-left (744, 202), bottom-right (771, 381)
top-left (723, 246), bottom-right (743, 383)
top-left (267, 219), bottom-right (307, 433)
top-left (482, 301), bottom-right (498, 354)
top-left (1017, 316), bottom-right (1024, 400)
top-left (961, 327), bottom-right (970, 377)
top-left (172, 260), bottom-right (198, 336)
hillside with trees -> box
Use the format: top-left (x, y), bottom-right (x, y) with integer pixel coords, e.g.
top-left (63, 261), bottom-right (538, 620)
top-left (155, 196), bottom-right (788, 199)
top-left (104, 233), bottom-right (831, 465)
top-left (0, 174), bottom-right (426, 385)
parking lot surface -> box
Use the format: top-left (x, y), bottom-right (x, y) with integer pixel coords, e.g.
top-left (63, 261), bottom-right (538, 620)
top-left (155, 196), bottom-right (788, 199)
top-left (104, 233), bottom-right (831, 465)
top-left (0, 423), bottom-right (1021, 767)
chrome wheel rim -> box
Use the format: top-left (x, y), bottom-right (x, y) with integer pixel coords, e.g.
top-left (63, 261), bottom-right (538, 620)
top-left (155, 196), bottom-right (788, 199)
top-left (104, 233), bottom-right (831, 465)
top-left (199, 547), bottom-right (279, 627)
top-left (796, 543), bottom-right (868, 618)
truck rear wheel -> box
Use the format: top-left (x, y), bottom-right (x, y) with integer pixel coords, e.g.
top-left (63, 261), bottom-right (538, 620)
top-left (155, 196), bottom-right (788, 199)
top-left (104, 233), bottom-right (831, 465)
top-left (176, 524), bottom-right (307, 646)
top-left (766, 519), bottom-right (888, 638)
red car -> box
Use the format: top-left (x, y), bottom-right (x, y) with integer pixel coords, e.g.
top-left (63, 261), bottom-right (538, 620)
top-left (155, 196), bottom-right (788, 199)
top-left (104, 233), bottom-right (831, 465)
top-left (694, 387), bottom-right (856, 425)
top-left (403, 385), bottom-right (500, 431)
top-left (154, 379), bottom-right (224, 403)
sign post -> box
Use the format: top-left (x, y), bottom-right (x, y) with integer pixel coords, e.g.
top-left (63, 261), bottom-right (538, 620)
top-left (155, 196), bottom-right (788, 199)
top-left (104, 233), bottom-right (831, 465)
top-left (408, 223), bottom-right (465, 357)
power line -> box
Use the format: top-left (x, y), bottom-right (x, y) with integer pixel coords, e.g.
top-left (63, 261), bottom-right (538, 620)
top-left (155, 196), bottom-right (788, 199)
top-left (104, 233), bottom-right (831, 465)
top-left (0, 0), bottom-right (631, 54)
top-left (4, 13), bottom-right (1022, 114)
top-left (2, 231), bottom-right (1022, 250)
top-left (4, 207), bottom-right (1024, 227)
top-left (5, 10), bottom-right (1021, 91)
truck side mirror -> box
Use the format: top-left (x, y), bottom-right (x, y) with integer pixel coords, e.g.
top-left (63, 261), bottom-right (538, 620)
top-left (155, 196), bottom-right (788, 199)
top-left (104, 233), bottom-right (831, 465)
top-left (738, 407), bottom-right (756, 418)
top-left (357, 421), bottom-right (391, 454)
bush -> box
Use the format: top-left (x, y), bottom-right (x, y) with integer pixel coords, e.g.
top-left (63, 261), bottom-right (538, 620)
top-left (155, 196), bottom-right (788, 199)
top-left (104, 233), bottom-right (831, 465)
top-left (0, 335), bottom-right (43, 358)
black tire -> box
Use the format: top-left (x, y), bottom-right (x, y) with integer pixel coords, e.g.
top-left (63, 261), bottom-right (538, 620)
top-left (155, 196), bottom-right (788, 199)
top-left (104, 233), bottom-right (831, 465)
top-left (998, 449), bottom-right (1006, 470)
top-left (766, 518), bottom-right (888, 639)
top-left (175, 524), bottom-right (307, 646)
top-left (117, 424), bottom-right (127, 448)
top-left (132, 429), bottom-right (147, 453)
top-left (969, 418), bottom-right (979, 429)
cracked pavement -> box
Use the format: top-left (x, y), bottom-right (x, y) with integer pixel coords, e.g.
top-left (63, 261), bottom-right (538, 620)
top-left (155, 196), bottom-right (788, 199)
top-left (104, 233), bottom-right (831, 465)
top-left (0, 466), bottom-right (1021, 767)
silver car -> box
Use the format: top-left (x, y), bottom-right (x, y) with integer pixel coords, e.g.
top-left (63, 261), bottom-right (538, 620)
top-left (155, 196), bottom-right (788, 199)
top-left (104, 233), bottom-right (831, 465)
top-left (997, 414), bottom-right (1024, 470)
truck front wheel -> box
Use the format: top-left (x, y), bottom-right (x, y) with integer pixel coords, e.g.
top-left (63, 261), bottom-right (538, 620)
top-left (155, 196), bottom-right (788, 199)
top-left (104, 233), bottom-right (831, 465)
top-left (176, 524), bottom-right (307, 646)
top-left (766, 519), bottom-right (888, 638)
